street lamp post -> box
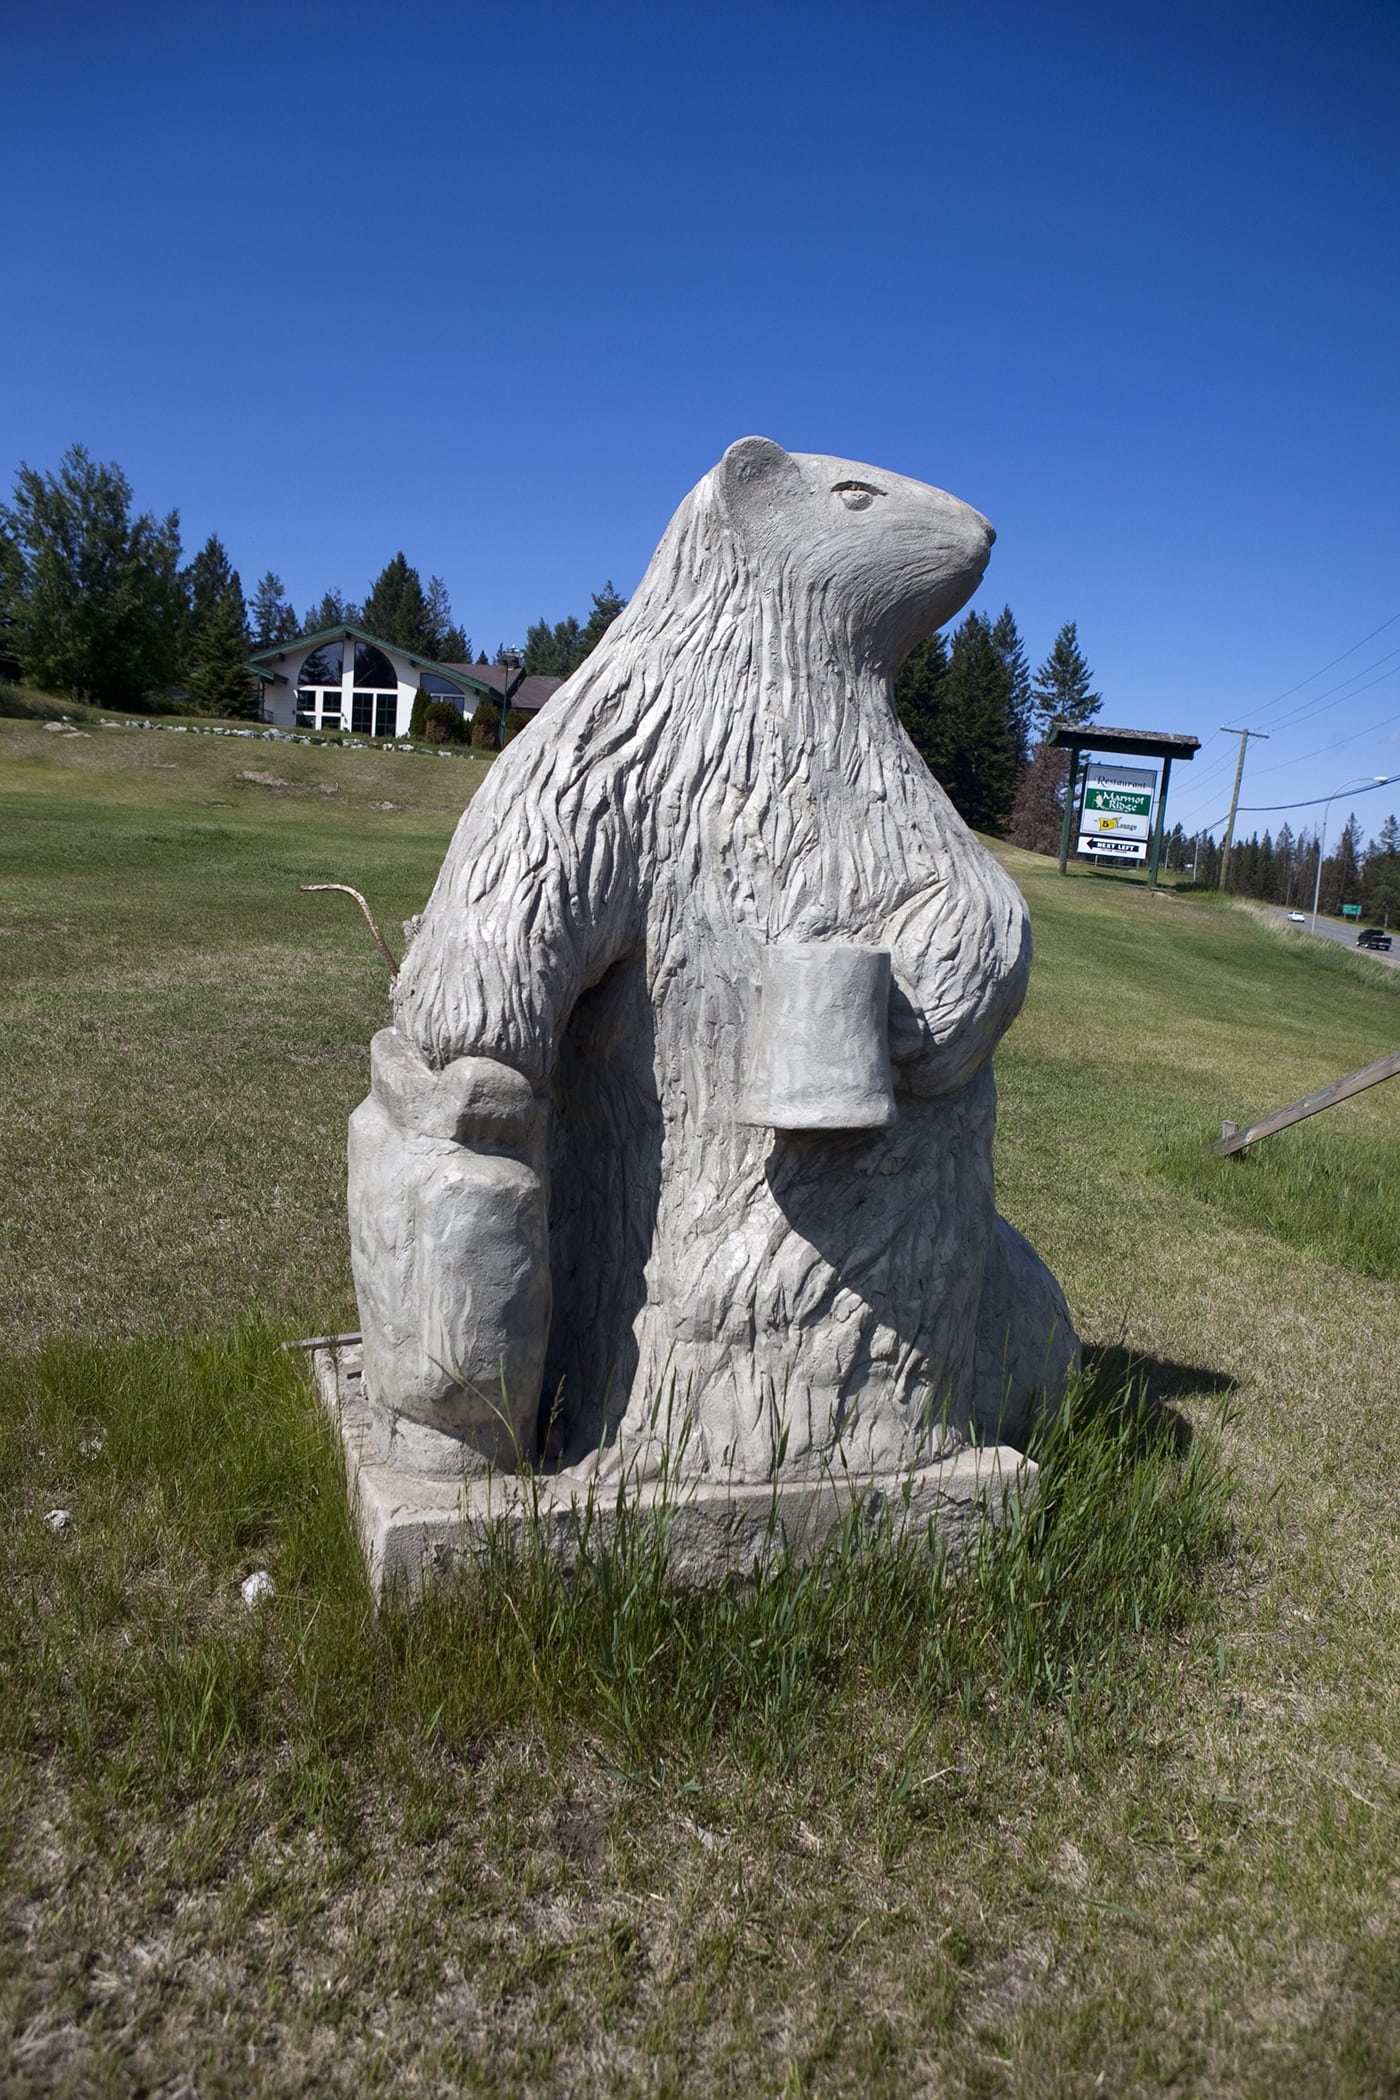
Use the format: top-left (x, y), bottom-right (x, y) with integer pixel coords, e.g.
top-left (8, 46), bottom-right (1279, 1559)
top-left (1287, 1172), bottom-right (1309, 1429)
top-left (497, 647), bottom-right (522, 750)
top-left (1310, 775), bottom-right (1390, 934)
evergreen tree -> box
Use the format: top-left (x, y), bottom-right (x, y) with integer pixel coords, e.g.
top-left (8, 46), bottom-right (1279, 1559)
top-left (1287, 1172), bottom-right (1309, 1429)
top-left (1248, 831), bottom-right (1277, 900)
top-left (936, 612), bottom-right (1022, 833)
top-left (425, 574), bottom-right (468, 660)
top-left (523, 613), bottom-right (583, 678)
top-left (989, 605), bottom-right (1033, 761)
top-left (1362, 815), bottom-right (1400, 923)
top-left (0, 520), bottom-right (21, 678)
top-left (187, 593), bottom-right (258, 717)
top-left (893, 630), bottom-right (949, 776)
top-left (1007, 740), bottom-right (1070, 855)
top-left (1227, 833), bottom-right (1256, 896)
top-left (2, 444), bottom-right (184, 705)
top-left (184, 535), bottom-right (245, 640)
top-left (1031, 621), bottom-right (1101, 739)
top-left (306, 588), bottom-right (352, 632)
top-left (1322, 814), bottom-right (1363, 917)
top-left (362, 553), bottom-right (434, 655)
top-left (897, 616), bottom-right (1023, 833)
top-left (0, 518), bottom-right (21, 636)
top-left (578, 580), bottom-right (626, 659)
top-left (181, 534), bottom-right (251, 713)
top-left (250, 571), bottom-right (298, 646)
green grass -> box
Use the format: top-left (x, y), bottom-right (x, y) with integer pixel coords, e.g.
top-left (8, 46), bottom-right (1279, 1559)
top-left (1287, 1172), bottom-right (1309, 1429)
top-left (1158, 1120), bottom-right (1400, 1280)
top-left (3, 717), bottom-right (1400, 2095)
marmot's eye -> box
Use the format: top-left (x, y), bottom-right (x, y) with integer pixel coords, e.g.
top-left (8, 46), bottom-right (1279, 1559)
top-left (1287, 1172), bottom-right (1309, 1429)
top-left (833, 480), bottom-right (884, 512)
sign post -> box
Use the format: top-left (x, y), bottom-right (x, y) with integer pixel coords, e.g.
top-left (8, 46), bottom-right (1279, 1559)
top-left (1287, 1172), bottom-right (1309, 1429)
top-left (1057, 745), bottom-right (1082, 877)
top-left (1049, 725), bottom-right (1200, 881)
top-left (1147, 754), bottom-right (1173, 887)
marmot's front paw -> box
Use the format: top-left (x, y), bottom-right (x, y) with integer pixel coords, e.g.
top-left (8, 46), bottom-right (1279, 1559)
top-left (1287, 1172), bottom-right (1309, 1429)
top-left (368, 1028), bottom-right (546, 1154)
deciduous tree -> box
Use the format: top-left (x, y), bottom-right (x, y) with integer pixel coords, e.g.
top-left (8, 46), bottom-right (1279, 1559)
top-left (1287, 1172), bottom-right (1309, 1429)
top-left (1007, 741), bottom-right (1070, 855)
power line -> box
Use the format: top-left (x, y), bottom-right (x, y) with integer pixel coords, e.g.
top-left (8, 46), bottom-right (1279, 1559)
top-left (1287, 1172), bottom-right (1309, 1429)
top-left (1175, 611), bottom-right (1400, 817)
top-left (1177, 684), bottom-right (1400, 831)
top-left (1240, 780), bottom-right (1394, 813)
top-left (1178, 646), bottom-right (1400, 811)
top-left (1196, 773), bottom-right (1397, 831)
top-left (1230, 681), bottom-right (1400, 784)
top-left (1253, 644), bottom-right (1400, 738)
top-left (1235, 608), bottom-right (1400, 726)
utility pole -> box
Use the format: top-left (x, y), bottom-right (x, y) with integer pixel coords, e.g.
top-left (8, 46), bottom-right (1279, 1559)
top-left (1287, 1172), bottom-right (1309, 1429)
top-left (1218, 727), bottom-right (1269, 891)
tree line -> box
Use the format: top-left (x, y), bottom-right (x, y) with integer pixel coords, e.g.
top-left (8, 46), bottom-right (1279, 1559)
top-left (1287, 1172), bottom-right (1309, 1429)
top-left (1153, 815), bottom-right (1400, 922)
top-left (5, 444), bottom-right (1111, 830)
top-left (0, 444), bottom-right (504, 715)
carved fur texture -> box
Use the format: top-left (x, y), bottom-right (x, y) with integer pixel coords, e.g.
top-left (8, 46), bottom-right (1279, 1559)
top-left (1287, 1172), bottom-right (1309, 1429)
top-left (384, 439), bottom-right (1077, 1478)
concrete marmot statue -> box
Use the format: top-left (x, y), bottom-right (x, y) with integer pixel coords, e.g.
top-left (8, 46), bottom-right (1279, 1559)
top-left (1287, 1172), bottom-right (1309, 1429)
top-left (349, 437), bottom-right (1078, 1482)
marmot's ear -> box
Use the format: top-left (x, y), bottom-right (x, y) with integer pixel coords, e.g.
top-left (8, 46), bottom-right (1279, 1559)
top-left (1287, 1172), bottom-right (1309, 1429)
top-left (717, 436), bottom-right (803, 522)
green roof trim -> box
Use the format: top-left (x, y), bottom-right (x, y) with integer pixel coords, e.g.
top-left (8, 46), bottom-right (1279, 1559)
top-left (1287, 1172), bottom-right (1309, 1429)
top-left (246, 623), bottom-right (497, 698)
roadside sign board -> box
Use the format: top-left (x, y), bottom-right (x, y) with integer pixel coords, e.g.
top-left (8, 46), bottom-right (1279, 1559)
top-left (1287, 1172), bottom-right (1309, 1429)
top-left (1077, 763), bottom-right (1156, 862)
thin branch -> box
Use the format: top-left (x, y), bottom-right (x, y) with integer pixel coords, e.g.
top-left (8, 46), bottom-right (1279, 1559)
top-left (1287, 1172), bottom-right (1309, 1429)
top-left (299, 884), bottom-right (399, 979)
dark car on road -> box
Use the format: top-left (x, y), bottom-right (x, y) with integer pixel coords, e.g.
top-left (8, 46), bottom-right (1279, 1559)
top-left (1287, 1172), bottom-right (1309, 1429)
top-left (1357, 927), bottom-right (1393, 951)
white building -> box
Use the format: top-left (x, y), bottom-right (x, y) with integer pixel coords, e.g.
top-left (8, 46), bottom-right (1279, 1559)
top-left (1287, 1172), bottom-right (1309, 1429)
top-left (246, 624), bottom-right (495, 737)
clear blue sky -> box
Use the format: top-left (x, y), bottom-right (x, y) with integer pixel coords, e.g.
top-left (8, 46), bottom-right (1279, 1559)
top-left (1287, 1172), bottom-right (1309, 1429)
top-left (6, 0), bottom-right (1398, 842)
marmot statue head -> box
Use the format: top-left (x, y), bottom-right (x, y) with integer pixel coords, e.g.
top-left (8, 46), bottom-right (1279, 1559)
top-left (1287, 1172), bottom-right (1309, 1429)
top-left (703, 435), bottom-right (995, 673)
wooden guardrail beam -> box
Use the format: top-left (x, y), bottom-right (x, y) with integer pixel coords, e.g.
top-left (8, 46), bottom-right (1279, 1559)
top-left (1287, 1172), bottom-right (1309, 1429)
top-left (1209, 1048), bottom-right (1400, 1156)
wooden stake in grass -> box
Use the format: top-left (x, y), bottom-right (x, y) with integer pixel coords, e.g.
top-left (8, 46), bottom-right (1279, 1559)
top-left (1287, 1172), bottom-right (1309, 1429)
top-left (299, 883), bottom-right (399, 979)
top-left (1209, 1046), bottom-right (1400, 1155)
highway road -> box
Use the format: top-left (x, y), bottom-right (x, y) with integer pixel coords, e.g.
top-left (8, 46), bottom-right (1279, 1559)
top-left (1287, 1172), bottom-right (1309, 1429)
top-left (1271, 907), bottom-right (1400, 969)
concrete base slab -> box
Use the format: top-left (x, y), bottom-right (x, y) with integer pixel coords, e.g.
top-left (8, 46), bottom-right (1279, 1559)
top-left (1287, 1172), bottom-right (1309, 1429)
top-left (310, 1341), bottom-right (1037, 1598)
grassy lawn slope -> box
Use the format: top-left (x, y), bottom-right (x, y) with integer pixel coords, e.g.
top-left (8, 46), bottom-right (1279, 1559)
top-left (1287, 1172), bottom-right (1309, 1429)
top-left (3, 717), bottom-right (1399, 2097)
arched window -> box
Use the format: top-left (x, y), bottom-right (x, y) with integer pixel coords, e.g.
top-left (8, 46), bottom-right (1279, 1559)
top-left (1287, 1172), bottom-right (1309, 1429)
top-left (354, 642), bottom-right (397, 689)
top-left (418, 673), bottom-right (465, 700)
top-left (351, 640), bottom-right (400, 735)
top-left (296, 638), bottom-right (344, 726)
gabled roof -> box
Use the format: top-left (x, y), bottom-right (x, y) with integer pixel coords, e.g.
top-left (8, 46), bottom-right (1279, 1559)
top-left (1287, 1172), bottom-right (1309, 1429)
top-left (442, 664), bottom-right (565, 712)
top-left (246, 624), bottom-right (500, 697)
